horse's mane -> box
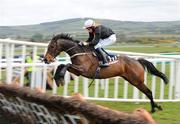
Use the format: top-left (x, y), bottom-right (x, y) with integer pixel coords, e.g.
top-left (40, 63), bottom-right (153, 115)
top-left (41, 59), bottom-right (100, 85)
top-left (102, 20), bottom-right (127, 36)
top-left (53, 33), bottom-right (81, 43)
top-left (52, 33), bottom-right (94, 52)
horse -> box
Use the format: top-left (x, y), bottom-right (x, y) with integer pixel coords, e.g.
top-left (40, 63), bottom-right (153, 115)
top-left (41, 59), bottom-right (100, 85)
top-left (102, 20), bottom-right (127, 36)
top-left (43, 33), bottom-right (168, 113)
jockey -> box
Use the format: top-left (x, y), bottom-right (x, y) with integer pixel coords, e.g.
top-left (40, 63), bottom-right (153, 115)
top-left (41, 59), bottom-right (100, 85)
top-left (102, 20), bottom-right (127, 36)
top-left (83, 19), bottom-right (116, 67)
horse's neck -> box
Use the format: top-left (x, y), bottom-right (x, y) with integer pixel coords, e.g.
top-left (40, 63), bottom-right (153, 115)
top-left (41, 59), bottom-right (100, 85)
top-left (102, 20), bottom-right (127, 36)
top-left (83, 46), bottom-right (95, 52)
top-left (70, 50), bottom-right (98, 66)
top-left (64, 42), bottom-right (98, 67)
top-left (65, 42), bottom-right (94, 57)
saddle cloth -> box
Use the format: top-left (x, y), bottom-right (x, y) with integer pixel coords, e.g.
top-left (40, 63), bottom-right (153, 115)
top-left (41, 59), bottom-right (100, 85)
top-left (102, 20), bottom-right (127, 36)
top-left (102, 48), bottom-right (118, 62)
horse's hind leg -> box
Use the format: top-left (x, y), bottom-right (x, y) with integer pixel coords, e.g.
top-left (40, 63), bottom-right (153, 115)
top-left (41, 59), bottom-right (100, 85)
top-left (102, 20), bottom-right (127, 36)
top-left (137, 83), bottom-right (162, 113)
top-left (123, 75), bottom-right (162, 113)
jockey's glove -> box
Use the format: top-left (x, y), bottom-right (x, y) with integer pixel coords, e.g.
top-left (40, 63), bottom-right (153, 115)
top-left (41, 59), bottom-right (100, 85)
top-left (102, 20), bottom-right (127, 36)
top-left (83, 42), bottom-right (89, 46)
top-left (78, 41), bottom-right (84, 46)
top-left (78, 41), bottom-right (89, 46)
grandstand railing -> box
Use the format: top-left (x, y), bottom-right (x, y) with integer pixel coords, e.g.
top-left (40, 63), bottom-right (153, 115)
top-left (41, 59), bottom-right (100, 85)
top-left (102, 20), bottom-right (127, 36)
top-left (0, 39), bottom-right (180, 102)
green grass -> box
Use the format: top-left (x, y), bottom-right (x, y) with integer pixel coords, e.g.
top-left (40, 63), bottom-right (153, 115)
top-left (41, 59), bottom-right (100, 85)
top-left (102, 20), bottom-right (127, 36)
top-left (90, 101), bottom-right (180, 124)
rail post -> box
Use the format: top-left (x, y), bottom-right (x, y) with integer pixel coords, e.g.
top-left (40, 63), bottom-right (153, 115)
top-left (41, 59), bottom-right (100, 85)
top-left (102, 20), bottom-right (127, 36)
top-left (175, 59), bottom-right (180, 100)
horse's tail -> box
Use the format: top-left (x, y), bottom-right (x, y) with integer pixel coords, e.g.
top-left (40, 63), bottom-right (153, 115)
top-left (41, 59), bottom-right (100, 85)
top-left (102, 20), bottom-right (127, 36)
top-left (138, 58), bottom-right (169, 84)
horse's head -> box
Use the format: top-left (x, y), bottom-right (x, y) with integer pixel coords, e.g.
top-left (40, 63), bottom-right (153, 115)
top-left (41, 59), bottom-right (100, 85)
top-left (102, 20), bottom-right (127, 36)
top-left (44, 34), bottom-right (64, 64)
top-left (44, 33), bottom-right (78, 64)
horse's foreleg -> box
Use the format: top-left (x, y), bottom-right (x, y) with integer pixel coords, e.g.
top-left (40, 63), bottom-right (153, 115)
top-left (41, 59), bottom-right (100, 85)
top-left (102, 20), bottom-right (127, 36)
top-left (54, 64), bottom-right (85, 87)
top-left (54, 64), bottom-right (67, 86)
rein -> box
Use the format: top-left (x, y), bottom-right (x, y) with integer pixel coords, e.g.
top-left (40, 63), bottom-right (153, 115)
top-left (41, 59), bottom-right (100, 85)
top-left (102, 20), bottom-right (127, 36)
top-left (65, 44), bottom-right (95, 65)
top-left (65, 45), bottom-right (78, 53)
top-left (70, 53), bottom-right (92, 59)
top-left (64, 44), bottom-right (88, 59)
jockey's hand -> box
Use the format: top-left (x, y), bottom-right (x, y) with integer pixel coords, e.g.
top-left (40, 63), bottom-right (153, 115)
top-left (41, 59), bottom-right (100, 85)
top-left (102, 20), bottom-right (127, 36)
top-left (83, 42), bottom-right (89, 46)
top-left (78, 41), bottom-right (89, 46)
top-left (78, 41), bottom-right (84, 46)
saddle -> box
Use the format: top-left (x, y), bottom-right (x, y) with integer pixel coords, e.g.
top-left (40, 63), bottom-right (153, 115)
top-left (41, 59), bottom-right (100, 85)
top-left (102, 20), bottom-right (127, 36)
top-left (94, 48), bottom-right (118, 64)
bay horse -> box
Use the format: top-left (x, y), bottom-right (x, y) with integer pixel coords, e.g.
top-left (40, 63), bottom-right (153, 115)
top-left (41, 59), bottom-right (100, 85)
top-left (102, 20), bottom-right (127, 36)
top-left (43, 33), bottom-right (168, 113)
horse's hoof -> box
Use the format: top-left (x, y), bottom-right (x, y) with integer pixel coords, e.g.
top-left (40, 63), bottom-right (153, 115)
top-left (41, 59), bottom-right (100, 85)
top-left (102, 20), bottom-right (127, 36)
top-left (60, 79), bottom-right (65, 86)
top-left (151, 109), bottom-right (156, 113)
top-left (55, 79), bottom-right (60, 87)
top-left (157, 105), bottom-right (163, 111)
top-left (54, 78), bottom-right (64, 87)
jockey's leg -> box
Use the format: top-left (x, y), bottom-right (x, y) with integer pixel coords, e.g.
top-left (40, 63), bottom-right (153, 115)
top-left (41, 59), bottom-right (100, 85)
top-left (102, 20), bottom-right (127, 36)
top-left (95, 48), bottom-right (109, 67)
top-left (94, 34), bottom-right (116, 67)
top-left (94, 34), bottom-right (116, 48)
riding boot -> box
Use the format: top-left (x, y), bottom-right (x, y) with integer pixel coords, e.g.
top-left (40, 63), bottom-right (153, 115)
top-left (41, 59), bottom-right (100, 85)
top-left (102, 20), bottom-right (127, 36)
top-left (95, 48), bottom-right (109, 67)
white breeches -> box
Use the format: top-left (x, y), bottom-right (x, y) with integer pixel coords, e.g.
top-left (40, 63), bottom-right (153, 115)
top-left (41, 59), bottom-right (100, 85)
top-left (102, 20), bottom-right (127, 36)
top-left (94, 34), bottom-right (116, 49)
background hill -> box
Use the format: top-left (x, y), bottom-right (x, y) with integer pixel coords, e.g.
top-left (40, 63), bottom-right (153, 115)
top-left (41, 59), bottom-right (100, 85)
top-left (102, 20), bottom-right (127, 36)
top-left (0, 18), bottom-right (180, 43)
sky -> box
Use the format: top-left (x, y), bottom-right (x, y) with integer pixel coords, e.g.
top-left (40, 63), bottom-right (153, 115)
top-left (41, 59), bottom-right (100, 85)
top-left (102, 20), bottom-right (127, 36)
top-left (0, 0), bottom-right (180, 26)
